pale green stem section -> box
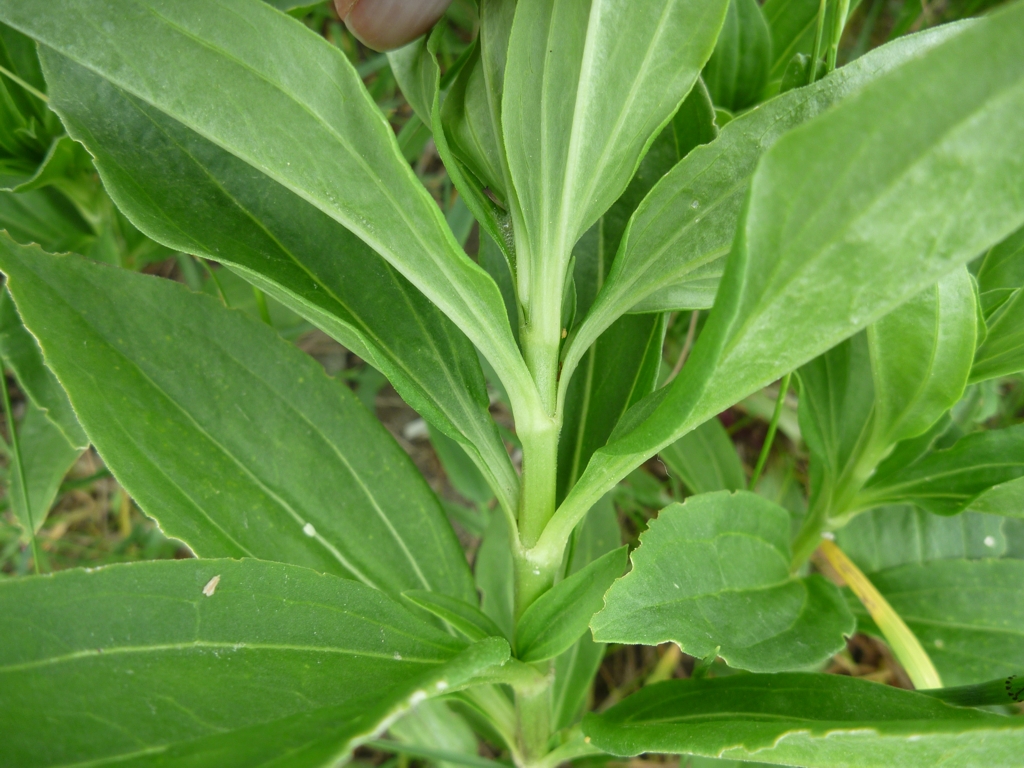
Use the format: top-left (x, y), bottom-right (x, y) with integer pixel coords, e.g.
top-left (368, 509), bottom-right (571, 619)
top-left (515, 670), bottom-right (553, 767)
top-left (516, 415), bottom-right (559, 550)
top-left (644, 644), bottom-right (682, 686)
top-left (251, 286), bottom-right (272, 326)
top-left (1, 362), bottom-right (39, 573)
top-left (749, 373), bottom-right (791, 490)
top-left (827, 0), bottom-right (852, 73)
top-left (820, 538), bottom-right (942, 690)
top-left (808, 0), bottom-right (829, 84)
top-left (0, 63), bottom-right (48, 102)
top-left (459, 686), bottom-right (521, 761)
top-left (197, 258), bottom-right (230, 307)
top-left (532, 728), bottom-right (602, 768)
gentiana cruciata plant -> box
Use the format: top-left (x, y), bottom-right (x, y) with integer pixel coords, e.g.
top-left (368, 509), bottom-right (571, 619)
top-left (1, 0), bottom-right (1024, 767)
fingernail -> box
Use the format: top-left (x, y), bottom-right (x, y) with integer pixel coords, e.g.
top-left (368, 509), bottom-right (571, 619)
top-left (340, 0), bottom-right (452, 51)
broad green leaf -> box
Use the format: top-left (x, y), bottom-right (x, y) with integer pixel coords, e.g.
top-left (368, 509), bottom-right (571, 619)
top-left (857, 424), bottom-right (1024, 517)
top-left (868, 267), bottom-right (977, 448)
top-left (561, 23), bottom-right (966, 390)
top-left (549, 11), bottom-right (1024, 552)
top-left (836, 506), bottom-right (1010, 573)
top-left (516, 545), bottom-right (627, 663)
top-left (0, 559), bottom-right (509, 768)
top-left (702, 0), bottom-right (772, 112)
top-left (583, 673), bottom-right (1024, 766)
top-left (502, 0), bottom-right (729, 270)
top-left (0, 0), bottom-right (530, 417)
top-left (402, 590), bottom-right (506, 642)
top-left (0, 286), bottom-right (86, 448)
top-left (852, 560), bottom-right (1024, 686)
top-left (660, 416), bottom-right (745, 495)
top-left (552, 493), bottom-right (620, 730)
top-left (40, 48), bottom-right (518, 515)
top-left (0, 239), bottom-right (476, 601)
top-left (8, 396), bottom-right (81, 534)
top-left (591, 492), bottom-right (853, 672)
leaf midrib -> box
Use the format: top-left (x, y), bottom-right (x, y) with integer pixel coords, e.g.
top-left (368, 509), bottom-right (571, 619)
top-left (0, 640), bottom-right (449, 674)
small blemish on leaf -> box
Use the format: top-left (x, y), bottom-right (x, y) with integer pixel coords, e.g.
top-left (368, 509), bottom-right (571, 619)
top-left (202, 575), bottom-right (221, 597)
top-left (984, 536), bottom-right (996, 548)
top-left (303, 523), bottom-right (317, 537)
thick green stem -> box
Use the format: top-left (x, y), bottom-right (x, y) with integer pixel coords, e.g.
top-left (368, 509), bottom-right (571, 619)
top-left (791, 496), bottom-right (831, 571)
top-left (807, 0), bottom-right (828, 84)
top-left (515, 669), bottom-right (553, 766)
top-left (826, 0), bottom-right (851, 73)
top-left (516, 415), bottom-right (558, 549)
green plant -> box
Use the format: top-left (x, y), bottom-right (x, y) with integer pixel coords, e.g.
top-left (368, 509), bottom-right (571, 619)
top-left (1, 0), bottom-right (1023, 766)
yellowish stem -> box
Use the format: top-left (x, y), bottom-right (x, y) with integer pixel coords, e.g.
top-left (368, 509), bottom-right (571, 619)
top-left (819, 538), bottom-right (942, 690)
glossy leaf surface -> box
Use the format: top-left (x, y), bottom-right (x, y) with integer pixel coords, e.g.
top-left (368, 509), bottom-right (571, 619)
top-left (0, 239), bottom-right (476, 601)
top-left (584, 673), bottom-right (1024, 765)
top-left (516, 545), bottom-right (627, 663)
top-left (0, 559), bottom-right (508, 768)
top-left (551, 12), bottom-right (1024, 546)
top-left (591, 492), bottom-right (853, 671)
top-left (39, 45), bottom-right (518, 516)
top-left (0, 0), bottom-right (528, 417)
